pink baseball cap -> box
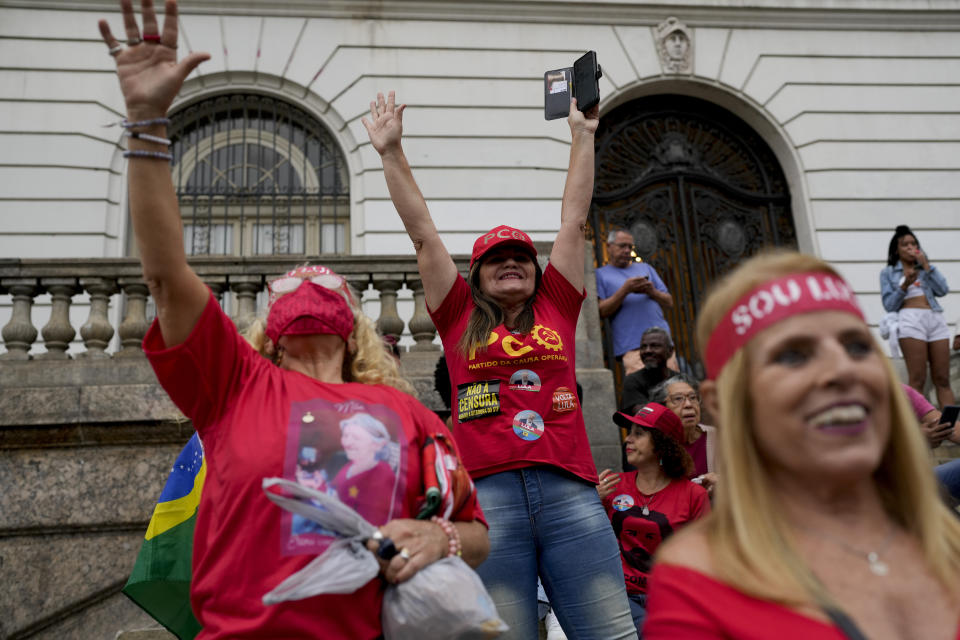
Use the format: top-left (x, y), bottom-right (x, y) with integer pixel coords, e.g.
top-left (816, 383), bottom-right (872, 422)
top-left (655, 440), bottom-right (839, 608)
top-left (471, 225), bottom-right (537, 266)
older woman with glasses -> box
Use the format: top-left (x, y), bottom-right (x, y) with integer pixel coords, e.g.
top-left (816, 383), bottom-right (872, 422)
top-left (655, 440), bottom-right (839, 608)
top-left (651, 374), bottom-right (717, 489)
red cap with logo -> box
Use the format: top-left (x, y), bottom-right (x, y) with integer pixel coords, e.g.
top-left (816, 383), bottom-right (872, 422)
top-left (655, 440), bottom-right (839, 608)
top-left (612, 403), bottom-right (684, 445)
top-left (471, 225), bottom-right (537, 266)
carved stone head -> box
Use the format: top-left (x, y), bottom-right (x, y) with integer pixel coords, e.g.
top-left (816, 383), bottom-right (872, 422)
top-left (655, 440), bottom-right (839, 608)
top-left (656, 17), bottom-right (693, 74)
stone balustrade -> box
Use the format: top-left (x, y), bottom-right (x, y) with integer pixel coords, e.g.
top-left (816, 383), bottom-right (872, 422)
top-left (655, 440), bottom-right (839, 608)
top-left (0, 256), bottom-right (464, 359)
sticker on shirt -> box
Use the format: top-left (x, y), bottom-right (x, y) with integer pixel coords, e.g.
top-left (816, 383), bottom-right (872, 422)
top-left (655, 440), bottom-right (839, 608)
top-left (282, 398), bottom-right (407, 556)
top-left (509, 369), bottom-right (541, 392)
top-left (551, 386), bottom-right (577, 413)
top-left (612, 494), bottom-right (635, 511)
top-left (457, 380), bottom-right (501, 423)
top-left (512, 410), bottom-right (545, 441)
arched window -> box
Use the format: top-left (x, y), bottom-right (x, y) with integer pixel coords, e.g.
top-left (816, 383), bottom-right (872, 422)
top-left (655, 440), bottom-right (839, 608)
top-left (167, 94), bottom-right (349, 256)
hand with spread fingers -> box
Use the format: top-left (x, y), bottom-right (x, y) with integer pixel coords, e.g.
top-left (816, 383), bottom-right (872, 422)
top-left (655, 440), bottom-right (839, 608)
top-left (98, 0), bottom-right (209, 120)
top-left (362, 91), bottom-right (406, 157)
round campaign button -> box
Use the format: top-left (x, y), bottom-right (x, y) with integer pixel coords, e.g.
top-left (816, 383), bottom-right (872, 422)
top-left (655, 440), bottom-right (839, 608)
top-left (509, 369), bottom-right (541, 392)
top-left (612, 494), bottom-right (635, 511)
top-left (551, 386), bottom-right (577, 413)
top-left (512, 410), bottom-right (545, 441)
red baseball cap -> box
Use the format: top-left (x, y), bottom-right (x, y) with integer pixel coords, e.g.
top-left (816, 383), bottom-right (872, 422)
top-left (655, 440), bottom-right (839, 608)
top-left (471, 225), bottom-right (537, 266)
top-left (612, 403), bottom-right (683, 444)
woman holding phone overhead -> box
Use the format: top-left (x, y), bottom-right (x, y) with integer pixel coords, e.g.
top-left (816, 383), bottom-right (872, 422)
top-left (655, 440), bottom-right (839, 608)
top-left (363, 92), bottom-right (636, 638)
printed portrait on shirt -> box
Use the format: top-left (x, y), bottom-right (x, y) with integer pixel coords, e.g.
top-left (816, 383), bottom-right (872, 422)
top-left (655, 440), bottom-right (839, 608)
top-left (281, 398), bottom-right (407, 556)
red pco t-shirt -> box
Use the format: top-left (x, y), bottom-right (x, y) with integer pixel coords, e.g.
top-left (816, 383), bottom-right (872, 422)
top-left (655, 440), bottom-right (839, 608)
top-left (601, 474), bottom-right (710, 594)
top-left (429, 263), bottom-right (597, 483)
top-left (144, 294), bottom-right (484, 640)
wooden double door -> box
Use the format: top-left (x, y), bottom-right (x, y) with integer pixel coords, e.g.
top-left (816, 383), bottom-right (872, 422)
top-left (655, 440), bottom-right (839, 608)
top-left (591, 95), bottom-right (797, 379)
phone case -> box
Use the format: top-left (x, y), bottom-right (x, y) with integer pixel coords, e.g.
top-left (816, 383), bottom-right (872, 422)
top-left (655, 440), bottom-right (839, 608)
top-left (573, 50), bottom-right (602, 111)
top-left (544, 68), bottom-right (573, 121)
top-left (940, 404), bottom-right (960, 426)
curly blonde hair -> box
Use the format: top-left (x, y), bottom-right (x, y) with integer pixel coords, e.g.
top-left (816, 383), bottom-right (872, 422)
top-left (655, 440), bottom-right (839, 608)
top-left (243, 277), bottom-right (414, 395)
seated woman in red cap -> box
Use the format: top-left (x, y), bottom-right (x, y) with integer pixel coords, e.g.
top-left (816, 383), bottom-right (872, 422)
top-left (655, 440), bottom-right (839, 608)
top-left (643, 251), bottom-right (960, 639)
top-left (363, 91), bottom-right (636, 638)
top-left (597, 404), bottom-right (710, 635)
top-left (98, 3), bottom-right (487, 638)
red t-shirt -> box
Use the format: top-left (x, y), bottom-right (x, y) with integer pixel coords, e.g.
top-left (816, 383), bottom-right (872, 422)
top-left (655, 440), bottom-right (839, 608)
top-left (144, 294), bottom-right (485, 640)
top-left (601, 475), bottom-right (709, 594)
top-left (685, 431), bottom-right (708, 477)
top-left (645, 564), bottom-right (960, 639)
top-left (429, 263), bottom-right (597, 483)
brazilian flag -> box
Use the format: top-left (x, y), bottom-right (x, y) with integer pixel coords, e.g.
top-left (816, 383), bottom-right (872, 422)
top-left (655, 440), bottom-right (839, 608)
top-left (123, 433), bottom-right (206, 639)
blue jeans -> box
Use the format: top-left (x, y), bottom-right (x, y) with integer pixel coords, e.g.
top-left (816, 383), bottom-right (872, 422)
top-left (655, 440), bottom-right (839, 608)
top-left (627, 593), bottom-right (647, 637)
top-left (475, 467), bottom-right (637, 640)
top-left (935, 458), bottom-right (960, 500)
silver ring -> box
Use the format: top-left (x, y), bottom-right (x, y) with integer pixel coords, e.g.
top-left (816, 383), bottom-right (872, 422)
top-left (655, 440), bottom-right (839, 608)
top-left (399, 548), bottom-right (411, 561)
top-left (108, 44), bottom-right (124, 56)
top-left (127, 37), bottom-right (142, 46)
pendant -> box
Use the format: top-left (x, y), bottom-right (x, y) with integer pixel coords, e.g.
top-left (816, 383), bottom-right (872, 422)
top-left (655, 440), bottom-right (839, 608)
top-left (302, 411), bottom-right (315, 424)
top-left (642, 506), bottom-right (650, 516)
top-left (867, 552), bottom-right (889, 576)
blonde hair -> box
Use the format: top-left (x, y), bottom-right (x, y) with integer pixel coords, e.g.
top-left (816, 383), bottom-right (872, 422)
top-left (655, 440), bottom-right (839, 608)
top-left (696, 250), bottom-right (960, 606)
top-left (244, 280), bottom-right (415, 395)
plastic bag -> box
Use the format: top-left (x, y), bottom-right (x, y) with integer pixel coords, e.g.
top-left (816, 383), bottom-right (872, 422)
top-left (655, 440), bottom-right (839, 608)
top-left (262, 477), bottom-right (507, 638)
top-left (383, 556), bottom-right (508, 640)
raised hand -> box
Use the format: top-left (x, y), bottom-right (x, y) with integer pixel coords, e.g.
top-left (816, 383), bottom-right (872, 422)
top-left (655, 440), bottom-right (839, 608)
top-left (568, 98), bottom-right (600, 137)
top-left (362, 91), bottom-right (406, 156)
top-left (98, 0), bottom-right (209, 120)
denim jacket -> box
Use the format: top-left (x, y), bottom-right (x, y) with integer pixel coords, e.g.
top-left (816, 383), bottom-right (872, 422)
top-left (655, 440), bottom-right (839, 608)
top-left (880, 261), bottom-right (948, 313)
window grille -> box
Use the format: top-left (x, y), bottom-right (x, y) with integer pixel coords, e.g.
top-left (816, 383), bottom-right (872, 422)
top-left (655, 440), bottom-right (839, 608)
top-left (167, 94), bottom-right (350, 256)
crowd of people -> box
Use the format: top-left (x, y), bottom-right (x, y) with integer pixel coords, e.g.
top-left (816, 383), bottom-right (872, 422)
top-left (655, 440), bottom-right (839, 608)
top-left (102, 2), bottom-right (959, 638)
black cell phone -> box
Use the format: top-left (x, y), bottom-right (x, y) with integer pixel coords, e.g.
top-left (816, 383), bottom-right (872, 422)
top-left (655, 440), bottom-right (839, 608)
top-left (543, 51), bottom-right (602, 120)
top-left (572, 50), bottom-right (602, 111)
top-left (940, 404), bottom-right (960, 427)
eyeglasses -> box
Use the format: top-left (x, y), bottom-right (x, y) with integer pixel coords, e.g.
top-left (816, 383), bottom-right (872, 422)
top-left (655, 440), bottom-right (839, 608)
top-left (666, 393), bottom-right (700, 406)
top-left (270, 273), bottom-right (345, 295)
top-left (611, 242), bottom-right (634, 250)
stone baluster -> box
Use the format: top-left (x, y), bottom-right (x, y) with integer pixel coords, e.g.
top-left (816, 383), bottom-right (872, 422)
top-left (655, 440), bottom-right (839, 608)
top-left (78, 278), bottom-right (118, 358)
top-left (202, 276), bottom-right (227, 306)
top-left (343, 274), bottom-right (370, 308)
top-left (230, 275), bottom-right (262, 334)
top-left (406, 276), bottom-right (439, 351)
top-left (115, 278), bottom-right (150, 357)
top-left (37, 278), bottom-right (79, 360)
top-left (0, 279), bottom-right (39, 360)
top-left (372, 275), bottom-right (404, 342)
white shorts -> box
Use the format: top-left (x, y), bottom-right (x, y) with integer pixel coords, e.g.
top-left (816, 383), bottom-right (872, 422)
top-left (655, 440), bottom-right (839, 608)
top-left (898, 308), bottom-right (950, 342)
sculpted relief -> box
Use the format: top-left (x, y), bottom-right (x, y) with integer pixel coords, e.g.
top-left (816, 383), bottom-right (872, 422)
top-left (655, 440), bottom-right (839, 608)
top-left (656, 16), bottom-right (693, 74)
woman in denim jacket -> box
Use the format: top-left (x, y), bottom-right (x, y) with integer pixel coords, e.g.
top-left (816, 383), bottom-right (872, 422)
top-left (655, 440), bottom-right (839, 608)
top-left (880, 225), bottom-right (955, 408)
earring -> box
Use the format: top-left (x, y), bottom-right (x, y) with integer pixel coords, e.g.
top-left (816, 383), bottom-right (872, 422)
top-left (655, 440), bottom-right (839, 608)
top-left (658, 457), bottom-right (663, 467)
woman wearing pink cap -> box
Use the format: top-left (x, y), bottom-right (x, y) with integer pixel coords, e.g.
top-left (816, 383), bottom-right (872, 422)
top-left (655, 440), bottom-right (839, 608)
top-left (643, 251), bottom-right (960, 639)
top-left (597, 404), bottom-right (710, 635)
top-left (98, 3), bottom-right (487, 638)
top-left (364, 91), bottom-right (637, 637)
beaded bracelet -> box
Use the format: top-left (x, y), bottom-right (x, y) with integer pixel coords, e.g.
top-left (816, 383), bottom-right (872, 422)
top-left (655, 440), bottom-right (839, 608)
top-left (124, 149), bottom-right (173, 161)
top-left (430, 516), bottom-right (462, 557)
top-left (125, 131), bottom-right (172, 146)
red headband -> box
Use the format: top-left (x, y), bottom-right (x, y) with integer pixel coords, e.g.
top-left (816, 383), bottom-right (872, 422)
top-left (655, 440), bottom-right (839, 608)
top-left (704, 271), bottom-right (864, 378)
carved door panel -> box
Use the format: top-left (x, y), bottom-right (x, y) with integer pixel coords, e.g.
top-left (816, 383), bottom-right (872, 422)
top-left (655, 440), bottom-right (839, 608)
top-left (591, 96), bottom-right (796, 379)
